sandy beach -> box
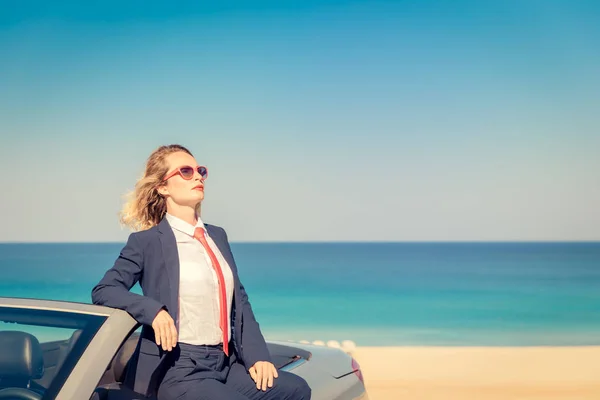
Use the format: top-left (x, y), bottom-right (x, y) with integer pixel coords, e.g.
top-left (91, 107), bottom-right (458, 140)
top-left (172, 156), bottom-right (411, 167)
top-left (353, 346), bottom-right (600, 400)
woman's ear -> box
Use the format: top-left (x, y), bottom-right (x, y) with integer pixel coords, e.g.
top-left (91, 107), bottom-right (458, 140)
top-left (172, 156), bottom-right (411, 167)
top-left (156, 183), bottom-right (169, 197)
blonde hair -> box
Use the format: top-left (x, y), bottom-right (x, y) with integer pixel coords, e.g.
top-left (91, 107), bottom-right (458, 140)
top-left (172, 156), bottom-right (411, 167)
top-left (120, 144), bottom-right (193, 231)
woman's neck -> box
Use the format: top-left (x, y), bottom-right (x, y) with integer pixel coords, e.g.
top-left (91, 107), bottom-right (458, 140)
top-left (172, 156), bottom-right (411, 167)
top-left (166, 203), bottom-right (199, 226)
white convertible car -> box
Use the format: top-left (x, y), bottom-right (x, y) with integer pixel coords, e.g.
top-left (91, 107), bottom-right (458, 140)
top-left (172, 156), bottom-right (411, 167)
top-left (0, 297), bottom-right (368, 400)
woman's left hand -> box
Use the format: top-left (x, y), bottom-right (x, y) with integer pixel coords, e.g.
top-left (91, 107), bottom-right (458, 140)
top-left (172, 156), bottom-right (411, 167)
top-left (248, 361), bottom-right (279, 391)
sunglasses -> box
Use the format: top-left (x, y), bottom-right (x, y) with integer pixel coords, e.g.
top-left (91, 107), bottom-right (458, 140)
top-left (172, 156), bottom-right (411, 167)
top-left (163, 165), bottom-right (208, 181)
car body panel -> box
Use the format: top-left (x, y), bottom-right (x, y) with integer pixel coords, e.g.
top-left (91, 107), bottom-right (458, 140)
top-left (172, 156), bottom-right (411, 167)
top-left (271, 340), bottom-right (355, 378)
top-left (274, 341), bottom-right (368, 400)
top-left (0, 297), bottom-right (113, 316)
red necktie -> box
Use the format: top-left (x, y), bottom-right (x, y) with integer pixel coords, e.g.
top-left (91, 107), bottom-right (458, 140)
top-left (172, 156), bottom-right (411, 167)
top-left (193, 227), bottom-right (230, 356)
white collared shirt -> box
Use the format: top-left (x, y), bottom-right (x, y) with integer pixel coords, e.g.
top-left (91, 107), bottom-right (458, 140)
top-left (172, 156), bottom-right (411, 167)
top-left (165, 213), bottom-right (234, 346)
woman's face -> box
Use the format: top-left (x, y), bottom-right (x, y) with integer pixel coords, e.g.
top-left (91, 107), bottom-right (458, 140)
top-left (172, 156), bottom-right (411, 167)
top-left (158, 151), bottom-right (205, 208)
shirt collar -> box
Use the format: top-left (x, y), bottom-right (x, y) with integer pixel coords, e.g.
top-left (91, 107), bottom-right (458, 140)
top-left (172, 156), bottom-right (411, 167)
top-left (165, 213), bottom-right (206, 237)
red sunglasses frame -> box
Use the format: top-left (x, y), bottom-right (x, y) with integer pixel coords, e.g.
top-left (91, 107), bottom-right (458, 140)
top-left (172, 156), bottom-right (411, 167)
top-left (163, 165), bottom-right (208, 181)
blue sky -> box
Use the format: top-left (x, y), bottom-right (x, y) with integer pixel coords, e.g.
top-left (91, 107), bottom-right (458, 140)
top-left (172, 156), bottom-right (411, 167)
top-left (1, 0), bottom-right (599, 242)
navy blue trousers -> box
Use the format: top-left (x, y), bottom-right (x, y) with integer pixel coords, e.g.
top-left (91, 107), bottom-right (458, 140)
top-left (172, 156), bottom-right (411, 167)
top-left (157, 343), bottom-right (311, 400)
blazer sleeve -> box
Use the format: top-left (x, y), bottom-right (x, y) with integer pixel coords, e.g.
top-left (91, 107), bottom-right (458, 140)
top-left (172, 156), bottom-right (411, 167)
top-left (91, 233), bottom-right (165, 326)
top-left (221, 228), bottom-right (271, 367)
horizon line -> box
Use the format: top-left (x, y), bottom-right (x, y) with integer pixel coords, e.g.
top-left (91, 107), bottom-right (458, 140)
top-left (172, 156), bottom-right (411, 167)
top-left (1, 240), bottom-right (599, 245)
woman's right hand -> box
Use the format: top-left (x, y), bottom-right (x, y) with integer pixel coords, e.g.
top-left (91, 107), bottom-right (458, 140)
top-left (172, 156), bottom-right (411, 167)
top-left (152, 309), bottom-right (178, 351)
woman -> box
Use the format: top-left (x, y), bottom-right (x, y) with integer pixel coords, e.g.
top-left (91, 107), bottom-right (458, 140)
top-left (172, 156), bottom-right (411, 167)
top-left (92, 144), bottom-right (311, 400)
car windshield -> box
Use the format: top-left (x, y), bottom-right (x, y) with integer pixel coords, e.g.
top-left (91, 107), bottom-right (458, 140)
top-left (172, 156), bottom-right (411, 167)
top-left (0, 305), bottom-right (106, 400)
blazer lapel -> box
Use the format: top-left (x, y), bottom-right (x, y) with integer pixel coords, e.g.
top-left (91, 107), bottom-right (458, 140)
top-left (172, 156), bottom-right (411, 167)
top-left (206, 224), bottom-right (238, 275)
top-left (157, 218), bottom-right (180, 323)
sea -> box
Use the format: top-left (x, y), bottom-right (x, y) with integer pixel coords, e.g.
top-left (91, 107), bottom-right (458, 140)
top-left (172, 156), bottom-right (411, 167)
top-left (1, 242), bottom-right (599, 346)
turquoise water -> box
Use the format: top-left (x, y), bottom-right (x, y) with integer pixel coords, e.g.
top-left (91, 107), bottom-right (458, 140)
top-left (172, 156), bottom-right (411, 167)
top-left (1, 242), bottom-right (599, 346)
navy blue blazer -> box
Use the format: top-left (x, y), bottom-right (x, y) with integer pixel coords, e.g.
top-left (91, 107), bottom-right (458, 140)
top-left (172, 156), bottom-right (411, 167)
top-left (91, 218), bottom-right (271, 397)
